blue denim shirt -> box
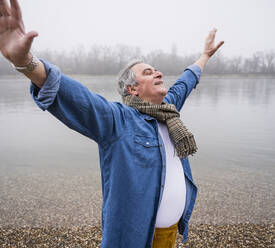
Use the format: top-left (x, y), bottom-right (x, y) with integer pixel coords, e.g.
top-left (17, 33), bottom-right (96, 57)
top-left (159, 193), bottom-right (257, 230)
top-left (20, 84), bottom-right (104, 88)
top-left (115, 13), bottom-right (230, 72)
top-left (30, 60), bottom-right (201, 248)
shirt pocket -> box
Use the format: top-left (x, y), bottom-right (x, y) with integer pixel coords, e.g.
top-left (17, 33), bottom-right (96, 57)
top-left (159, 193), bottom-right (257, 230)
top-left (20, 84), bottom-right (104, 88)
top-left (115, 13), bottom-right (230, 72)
top-left (133, 135), bottom-right (160, 167)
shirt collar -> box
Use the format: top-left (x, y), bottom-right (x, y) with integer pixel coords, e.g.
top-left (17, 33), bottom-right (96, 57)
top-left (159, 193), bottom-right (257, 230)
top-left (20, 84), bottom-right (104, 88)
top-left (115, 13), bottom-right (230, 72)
top-left (139, 113), bottom-right (155, 121)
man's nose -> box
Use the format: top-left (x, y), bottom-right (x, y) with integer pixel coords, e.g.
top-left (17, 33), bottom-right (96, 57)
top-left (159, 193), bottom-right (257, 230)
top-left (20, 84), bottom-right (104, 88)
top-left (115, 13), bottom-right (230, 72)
top-left (154, 70), bottom-right (163, 78)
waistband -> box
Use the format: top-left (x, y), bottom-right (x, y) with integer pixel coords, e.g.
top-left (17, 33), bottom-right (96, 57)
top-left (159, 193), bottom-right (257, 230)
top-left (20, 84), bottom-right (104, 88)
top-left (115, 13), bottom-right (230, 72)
top-left (154, 222), bottom-right (178, 232)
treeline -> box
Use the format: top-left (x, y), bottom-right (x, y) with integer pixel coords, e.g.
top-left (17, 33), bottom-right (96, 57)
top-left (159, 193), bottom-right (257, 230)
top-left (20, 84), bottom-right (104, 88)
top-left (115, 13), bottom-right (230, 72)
top-left (0, 45), bottom-right (275, 75)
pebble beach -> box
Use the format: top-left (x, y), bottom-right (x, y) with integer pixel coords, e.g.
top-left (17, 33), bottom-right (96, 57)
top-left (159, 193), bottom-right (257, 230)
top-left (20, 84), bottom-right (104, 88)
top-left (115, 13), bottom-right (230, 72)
top-left (0, 165), bottom-right (274, 247)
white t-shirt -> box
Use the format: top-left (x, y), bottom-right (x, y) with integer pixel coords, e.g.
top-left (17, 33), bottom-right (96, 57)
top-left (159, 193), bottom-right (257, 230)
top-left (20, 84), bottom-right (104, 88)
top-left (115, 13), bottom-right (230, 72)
top-left (155, 122), bottom-right (186, 228)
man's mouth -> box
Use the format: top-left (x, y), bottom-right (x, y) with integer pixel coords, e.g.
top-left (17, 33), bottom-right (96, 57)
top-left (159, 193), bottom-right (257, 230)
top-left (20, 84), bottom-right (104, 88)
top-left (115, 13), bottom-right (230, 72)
top-left (154, 81), bottom-right (163, 85)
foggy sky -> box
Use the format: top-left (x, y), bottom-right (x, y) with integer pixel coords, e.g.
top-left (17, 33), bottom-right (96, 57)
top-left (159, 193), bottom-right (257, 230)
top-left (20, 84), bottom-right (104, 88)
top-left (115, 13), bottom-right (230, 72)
top-left (20, 0), bottom-right (275, 57)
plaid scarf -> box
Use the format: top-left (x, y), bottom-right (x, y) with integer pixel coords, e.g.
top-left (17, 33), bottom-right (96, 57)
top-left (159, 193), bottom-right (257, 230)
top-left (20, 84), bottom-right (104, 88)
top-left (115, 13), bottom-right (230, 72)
top-left (123, 95), bottom-right (198, 158)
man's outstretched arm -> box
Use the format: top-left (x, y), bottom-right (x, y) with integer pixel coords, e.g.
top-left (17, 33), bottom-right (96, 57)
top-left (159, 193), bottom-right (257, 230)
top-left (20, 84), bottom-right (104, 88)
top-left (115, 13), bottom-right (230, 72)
top-left (0, 0), bottom-right (46, 87)
top-left (164, 28), bottom-right (224, 110)
top-left (0, 0), bottom-right (126, 145)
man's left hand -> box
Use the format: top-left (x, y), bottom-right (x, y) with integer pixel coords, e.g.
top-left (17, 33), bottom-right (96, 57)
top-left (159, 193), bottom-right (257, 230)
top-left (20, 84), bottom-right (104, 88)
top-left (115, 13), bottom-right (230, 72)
top-left (203, 28), bottom-right (224, 58)
top-left (194, 28), bottom-right (224, 71)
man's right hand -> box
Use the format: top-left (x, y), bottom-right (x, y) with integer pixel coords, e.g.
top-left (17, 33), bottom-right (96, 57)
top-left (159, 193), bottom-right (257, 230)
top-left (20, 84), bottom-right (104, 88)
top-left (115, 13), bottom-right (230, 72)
top-left (0, 0), bottom-right (38, 66)
top-left (0, 0), bottom-right (47, 88)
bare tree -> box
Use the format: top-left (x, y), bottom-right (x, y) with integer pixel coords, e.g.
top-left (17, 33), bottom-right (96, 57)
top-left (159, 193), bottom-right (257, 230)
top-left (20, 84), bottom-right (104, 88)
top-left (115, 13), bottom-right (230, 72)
top-left (1, 46), bottom-right (275, 76)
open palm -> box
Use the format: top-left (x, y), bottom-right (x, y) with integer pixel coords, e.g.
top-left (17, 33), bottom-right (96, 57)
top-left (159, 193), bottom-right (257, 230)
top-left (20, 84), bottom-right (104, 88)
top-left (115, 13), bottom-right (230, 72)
top-left (204, 28), bottom-right (224, 57)
top-left (0, 0), bottom-right (37, 65)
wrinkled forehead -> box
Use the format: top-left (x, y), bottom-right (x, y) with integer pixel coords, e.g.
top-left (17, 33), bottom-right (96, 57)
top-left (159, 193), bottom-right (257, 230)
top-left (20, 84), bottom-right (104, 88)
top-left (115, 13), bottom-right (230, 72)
top-left (131, 63), bottom-right (154, 76)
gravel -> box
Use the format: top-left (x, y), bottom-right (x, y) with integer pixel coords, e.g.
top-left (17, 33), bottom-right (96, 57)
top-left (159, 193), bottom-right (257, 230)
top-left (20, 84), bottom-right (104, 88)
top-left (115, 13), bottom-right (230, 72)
top-left (0, 166), bottom-right (274, 247)
top-left (0, 224), bottom-right (273, 247)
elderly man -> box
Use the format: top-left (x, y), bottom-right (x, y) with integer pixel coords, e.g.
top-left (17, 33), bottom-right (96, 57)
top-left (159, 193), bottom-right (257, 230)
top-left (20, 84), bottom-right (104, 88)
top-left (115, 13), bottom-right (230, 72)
top-left (0, 0), bottom-right (224, 247)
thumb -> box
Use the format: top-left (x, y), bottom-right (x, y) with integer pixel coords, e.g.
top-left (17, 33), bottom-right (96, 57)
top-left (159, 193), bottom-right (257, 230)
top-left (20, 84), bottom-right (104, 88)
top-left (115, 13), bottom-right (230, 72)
top-left (215, 41), bottom-right (224, 51)
top-left (23, 31), bottom-right (39, 49)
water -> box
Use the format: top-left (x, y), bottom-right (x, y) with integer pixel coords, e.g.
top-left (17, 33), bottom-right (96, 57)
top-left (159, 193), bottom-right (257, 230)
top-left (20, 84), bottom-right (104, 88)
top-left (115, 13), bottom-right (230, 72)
top-left (1, 75), bottom-right (274, 171)
top-left (0, 74), bottom-right (274, 226)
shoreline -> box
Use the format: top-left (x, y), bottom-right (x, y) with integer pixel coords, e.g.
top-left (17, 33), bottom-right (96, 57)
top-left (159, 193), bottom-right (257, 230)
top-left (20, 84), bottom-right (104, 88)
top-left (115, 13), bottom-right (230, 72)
top-left (0, 223), bottom-right (273, 247)
top-left (1, 73), bottom-right (275, 79)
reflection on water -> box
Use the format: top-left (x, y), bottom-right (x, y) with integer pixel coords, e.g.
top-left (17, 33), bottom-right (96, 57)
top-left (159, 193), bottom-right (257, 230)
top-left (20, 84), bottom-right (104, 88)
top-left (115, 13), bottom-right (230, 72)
top-left (1, 75), bottom-right (275, 107)
top-left (191, 77), bottom-right (275, 106)
top-left (0, 75), bottom-right (274, 171)
top-left (0, 74), bottom-right (274, 225)
top-left (1, 75), bottom-right (274, 169)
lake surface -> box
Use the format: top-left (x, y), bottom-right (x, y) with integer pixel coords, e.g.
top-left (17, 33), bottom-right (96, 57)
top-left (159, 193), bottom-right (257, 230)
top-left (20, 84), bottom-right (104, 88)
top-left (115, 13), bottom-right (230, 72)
top-left (0, 74), bottom-right (274, 226)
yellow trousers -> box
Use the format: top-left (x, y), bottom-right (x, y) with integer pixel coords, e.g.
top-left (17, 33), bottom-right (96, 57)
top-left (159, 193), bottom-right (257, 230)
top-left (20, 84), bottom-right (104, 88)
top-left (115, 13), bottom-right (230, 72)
top-left (152, 222), bottom-right (178, 248)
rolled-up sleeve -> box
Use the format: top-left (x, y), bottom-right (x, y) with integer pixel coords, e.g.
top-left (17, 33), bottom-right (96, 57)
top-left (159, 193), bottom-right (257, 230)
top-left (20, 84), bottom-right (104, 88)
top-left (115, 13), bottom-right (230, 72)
top-left (30, 60), bottom-right (124, 144)
top-left (30, 59), bottom-right (61, 111)
top-left (164, 64), bottom-right (201, 111)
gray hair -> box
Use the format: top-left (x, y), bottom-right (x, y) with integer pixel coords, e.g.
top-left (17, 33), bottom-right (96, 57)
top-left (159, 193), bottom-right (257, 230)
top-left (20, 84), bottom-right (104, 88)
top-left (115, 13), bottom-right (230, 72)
top-left (117, 60), bottom-right (144, 96)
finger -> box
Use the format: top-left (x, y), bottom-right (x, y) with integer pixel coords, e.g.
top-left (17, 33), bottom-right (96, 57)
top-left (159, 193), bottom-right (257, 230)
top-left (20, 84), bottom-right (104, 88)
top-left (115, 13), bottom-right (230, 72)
top-left (215, 41), bottom-right (224, 50)
top-left (205, 29), bottom-right (215, 43)
top-left (10, 0), bottom-right (21, 20)
top-left (10, 0), bottom-right (24, 32)
top-left (24, 31), bottom-right (38, 49)
top-left (212, 28), bottom-right (217, 33)
top-left (209, 28), bottom-right (217, 40)
top-left (0, 0), bottom-right (11, 16)
top-left (210, 28), bottom-right (217, 34)
top-left (213, 41), bottom-right (224, 53)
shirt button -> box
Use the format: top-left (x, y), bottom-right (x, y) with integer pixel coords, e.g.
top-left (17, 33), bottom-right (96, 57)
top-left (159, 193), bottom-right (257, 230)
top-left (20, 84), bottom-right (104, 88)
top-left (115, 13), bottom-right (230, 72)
top-left (146, 142), bottom-right (150, 145)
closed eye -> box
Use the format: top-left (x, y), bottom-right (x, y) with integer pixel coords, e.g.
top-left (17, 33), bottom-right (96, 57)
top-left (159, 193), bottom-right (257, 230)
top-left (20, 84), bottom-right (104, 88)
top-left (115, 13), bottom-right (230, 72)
top-left (143, 68), bottom-right (153, 75)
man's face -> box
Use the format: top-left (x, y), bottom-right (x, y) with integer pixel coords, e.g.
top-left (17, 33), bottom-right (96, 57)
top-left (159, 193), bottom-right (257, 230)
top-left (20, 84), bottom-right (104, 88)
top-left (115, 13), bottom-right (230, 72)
top-left (127, 63), bottom-right (167, 104)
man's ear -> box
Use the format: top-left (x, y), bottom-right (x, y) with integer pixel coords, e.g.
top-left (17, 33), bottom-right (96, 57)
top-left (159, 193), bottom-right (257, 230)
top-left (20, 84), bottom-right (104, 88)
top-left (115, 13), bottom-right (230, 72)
top-left (126, 85), bottom-right (138, 96)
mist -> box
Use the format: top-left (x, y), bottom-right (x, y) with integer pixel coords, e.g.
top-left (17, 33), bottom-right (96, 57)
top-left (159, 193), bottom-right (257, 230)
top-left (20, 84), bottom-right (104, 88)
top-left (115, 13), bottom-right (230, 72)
top-left (1, 45), bottom-right (274, 75)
